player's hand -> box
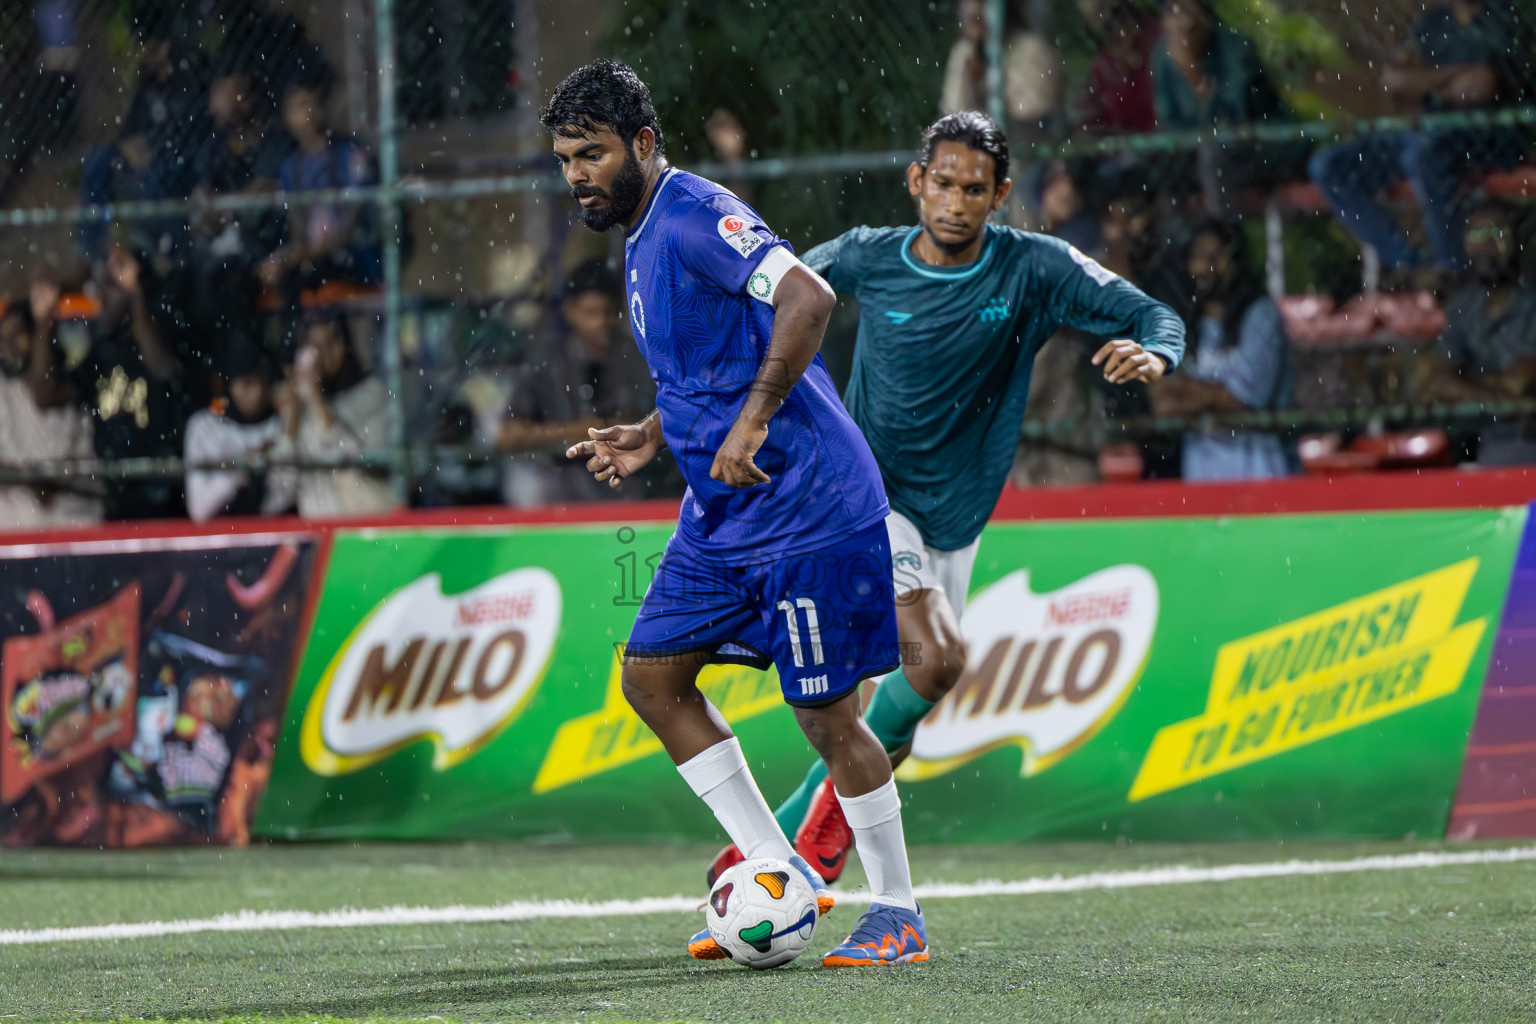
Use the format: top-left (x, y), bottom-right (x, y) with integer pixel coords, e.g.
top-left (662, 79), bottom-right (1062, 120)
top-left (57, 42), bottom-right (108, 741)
top-left (567, 423), bottom-right (659, 490)
top-left (710, 419), bottom-right (770, 488)
top-left (1093, 339), bottom-right (1166, 384)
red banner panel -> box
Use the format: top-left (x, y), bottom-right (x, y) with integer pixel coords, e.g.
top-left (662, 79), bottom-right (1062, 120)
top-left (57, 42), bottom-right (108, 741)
top-left (0, 533), bottom-right (318, 847)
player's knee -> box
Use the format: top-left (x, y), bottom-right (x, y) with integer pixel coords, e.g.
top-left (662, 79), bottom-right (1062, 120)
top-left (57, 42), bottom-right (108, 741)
top-left (619, 661), bottom-right (665, 715)
top-left (796, 711), bottom-right (834, 759)
top-left (793, 696), bottom-right (863, 761)
top-left (909, 635), bottom-right (968, 699)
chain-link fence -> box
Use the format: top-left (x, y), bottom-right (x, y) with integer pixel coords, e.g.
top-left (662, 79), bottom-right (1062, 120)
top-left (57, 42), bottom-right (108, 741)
top-left (0, 0), bottom-right (1532, 526)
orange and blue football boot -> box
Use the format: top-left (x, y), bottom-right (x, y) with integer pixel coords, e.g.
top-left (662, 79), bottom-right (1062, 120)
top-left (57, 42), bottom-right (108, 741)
top-left (687, 926), bottom-right (734, 961)
top-left (822, 902), bottom-right (929, 967)
top-left (688, 853), bottom-right (835, 960)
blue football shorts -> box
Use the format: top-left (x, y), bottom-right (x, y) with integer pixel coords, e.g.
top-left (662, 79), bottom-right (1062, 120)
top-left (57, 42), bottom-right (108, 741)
top-left (625, 518), bottom-right (901, 707)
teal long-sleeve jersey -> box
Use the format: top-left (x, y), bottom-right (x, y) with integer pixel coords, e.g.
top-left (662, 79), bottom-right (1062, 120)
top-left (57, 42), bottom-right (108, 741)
top-left (802, 224), bottom-right (1186, 552)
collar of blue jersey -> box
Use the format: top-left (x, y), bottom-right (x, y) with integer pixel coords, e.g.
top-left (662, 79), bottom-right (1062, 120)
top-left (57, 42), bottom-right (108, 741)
top-left (625, 167), bottom-right (678, 247)
top-left (899, 223), bottom-right (997, 280)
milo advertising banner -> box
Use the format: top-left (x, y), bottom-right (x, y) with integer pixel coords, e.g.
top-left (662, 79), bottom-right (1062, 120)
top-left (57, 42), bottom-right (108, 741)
top-left (256, 507), bottom-right (1525, 842)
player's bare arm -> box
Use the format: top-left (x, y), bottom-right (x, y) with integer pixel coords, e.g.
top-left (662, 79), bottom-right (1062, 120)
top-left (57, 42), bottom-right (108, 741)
top-left (1093, 338), bottom-right (1168, 385)
top-left (566, 409), bottom-right (666, 489)
top-left (710, 265), bottom-right (836, 488)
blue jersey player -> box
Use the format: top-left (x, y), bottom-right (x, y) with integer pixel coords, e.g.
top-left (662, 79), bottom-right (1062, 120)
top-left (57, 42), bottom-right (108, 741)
top-left (544, 61), bottom-right (929, 967)
top-left (705, 113), bottom-right (1186, 885)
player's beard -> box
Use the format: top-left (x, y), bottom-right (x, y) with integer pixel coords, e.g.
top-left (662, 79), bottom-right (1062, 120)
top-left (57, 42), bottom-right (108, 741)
top-left (921, 219), bottom-right (982, 257)
top-left (572, 150), bottom-right (647, 232)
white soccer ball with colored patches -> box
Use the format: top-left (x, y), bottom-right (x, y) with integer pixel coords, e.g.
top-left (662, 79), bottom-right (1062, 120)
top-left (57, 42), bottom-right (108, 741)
top-left (704, 857), bottom-right (819, 969)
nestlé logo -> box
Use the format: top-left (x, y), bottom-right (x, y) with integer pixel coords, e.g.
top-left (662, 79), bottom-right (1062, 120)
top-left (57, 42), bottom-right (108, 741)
top-left (299, 567), bottom-right (561, 775)
top-left (898, 565), bottom-right (1157, 781)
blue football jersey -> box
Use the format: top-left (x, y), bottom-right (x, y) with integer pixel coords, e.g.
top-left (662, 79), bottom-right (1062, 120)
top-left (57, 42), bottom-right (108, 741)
top-left (623, 169), bottom-right (888, 562)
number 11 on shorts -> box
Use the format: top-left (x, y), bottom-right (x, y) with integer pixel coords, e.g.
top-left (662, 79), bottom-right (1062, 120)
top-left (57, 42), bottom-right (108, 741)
top-left (777, 597), bottom-right (824, 668)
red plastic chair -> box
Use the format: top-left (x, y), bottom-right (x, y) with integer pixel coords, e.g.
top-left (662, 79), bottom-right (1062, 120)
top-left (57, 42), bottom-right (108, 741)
top-left (1098, 443), bottom-right (1145, 483)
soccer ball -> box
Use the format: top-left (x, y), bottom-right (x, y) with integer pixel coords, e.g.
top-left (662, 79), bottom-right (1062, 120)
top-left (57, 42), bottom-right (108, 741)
top-left (703, 857), bottom-right (819, 969)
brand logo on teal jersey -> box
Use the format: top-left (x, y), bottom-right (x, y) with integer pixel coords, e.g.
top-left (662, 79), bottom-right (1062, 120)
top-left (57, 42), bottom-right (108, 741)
top-left (884, 311), bottom-right (914, 325)
top-left (977, 298), bottom-right (1010, 323)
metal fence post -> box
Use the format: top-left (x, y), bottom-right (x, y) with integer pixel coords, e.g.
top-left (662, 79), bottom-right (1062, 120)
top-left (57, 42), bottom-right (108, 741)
top-left (984, 0), bottom-right (1007, 132)
top-left (374, 0), bottom-right (407, 503)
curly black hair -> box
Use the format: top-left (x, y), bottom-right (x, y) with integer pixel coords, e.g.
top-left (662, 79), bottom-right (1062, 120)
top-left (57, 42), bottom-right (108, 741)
top-left (917, 111), bottom-right (1010, 190)
top-left (539, 60), bottom-right (666, 155)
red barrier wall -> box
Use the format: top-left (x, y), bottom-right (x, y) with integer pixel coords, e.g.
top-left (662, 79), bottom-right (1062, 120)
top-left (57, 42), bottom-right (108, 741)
top-left (4, 466), bottom-right (1536, 549)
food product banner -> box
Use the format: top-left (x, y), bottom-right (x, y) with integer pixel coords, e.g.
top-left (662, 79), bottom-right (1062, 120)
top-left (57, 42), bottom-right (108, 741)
top-left (0, 534), bottom-right (317, 846)
top-left (1449, 509), bottom-right (1536, 839)
top-left (257, 507), bottom-right (1525, 842)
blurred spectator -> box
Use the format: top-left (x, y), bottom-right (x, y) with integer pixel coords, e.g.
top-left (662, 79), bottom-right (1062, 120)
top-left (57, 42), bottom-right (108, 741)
top-left (178, 61), bottom-right (293, 355)
top-left (1027, 158), bottom-right (1104, 256)
top-left (705, 107), bottom-right (753, 204)
top-left (74, 249), bottom-right (205, 519)
top-left (1149, 221), bottom-right (1292, 480)
top-left (1152, 0), bottom-right (1284, 130)
top-left (1013, 333), bottom-right (1105, 487)
top-left (209, 0), bottom-right (332, 122)
top-left (1308, 0), bottom-right (1521, 273)
top-left (1152, 0), bottom-right (1297, 213)
top-left (1072, 0), bottom-right (1160, 134)
top-left (78, 6), bottom-right (208, 262)
top-left (259, 78), bottom-right (381, 303)
top-left (942, 0), bottom-right (1063, 138)
top-left (498, 261), bottom-right (656, 506)
top-left (193, 64), bottom-right (294, 196)
top-left (266, 312), bottom-right (398, 518)
top-left (0, 1), bottom-right (82, 203)
top-left (1099, 197), bottom-right (1160, 282)
top-left (184, 343), bottom-right (281, 522)
top-left (0, 282), bottom-right (101, 528)
top-left (1422, 201), bottom-right (1536, 465)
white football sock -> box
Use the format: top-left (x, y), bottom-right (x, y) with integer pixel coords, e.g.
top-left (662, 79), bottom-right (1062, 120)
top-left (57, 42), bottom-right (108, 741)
top-left (677, 737), bottom-right (796, 862)
top-left (836, 777), bottom-right (917, 912)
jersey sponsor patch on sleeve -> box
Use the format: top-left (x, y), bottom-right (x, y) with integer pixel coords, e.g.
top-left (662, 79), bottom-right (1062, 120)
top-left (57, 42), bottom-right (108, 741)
top-left (718, 214), bottom-right (765, 258)
top-left (1068, 245), bottom-right (1119, 287)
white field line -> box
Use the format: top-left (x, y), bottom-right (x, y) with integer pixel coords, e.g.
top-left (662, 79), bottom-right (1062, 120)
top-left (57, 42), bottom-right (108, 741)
top-left (3, 845), bottom-right (1534, 946)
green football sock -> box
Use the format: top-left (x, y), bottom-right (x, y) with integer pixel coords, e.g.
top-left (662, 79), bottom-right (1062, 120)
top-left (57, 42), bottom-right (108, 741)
top-left (772, 758), bottom-right (829, 837)
top-left (771, 668), bottom-right (938, 837)
top-left (862, 666), bottom-right (938, 755)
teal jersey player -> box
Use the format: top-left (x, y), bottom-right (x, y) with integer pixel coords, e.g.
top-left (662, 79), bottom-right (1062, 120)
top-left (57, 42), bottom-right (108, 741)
top-left (806, 222), bottom-right (1184, 553)
top-left (706, 112), bottom-right (1185, 890)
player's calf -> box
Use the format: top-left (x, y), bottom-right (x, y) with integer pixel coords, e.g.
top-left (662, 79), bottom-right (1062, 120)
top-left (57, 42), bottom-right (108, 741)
top-left (792, 693), bottom-right (920, 941)
top-left (792, 694), bottom-right (890, 797)
top-left (617, 651), bottom-right (725, 764)
top-left (898, 591), bottom-right (969, 703)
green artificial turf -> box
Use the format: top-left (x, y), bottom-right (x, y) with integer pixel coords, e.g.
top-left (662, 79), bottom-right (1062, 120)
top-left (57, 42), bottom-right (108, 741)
top-left (3, 840), bottom-right (1534, 1023)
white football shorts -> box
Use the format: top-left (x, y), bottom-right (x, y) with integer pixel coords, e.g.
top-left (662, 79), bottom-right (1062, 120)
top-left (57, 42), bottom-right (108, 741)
top-left (884, 509), bottom-right (981, 619)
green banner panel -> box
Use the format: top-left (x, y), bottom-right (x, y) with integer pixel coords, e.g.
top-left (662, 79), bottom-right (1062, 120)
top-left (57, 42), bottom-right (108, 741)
top-left (256, 508), bottom-right (1525, 842)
